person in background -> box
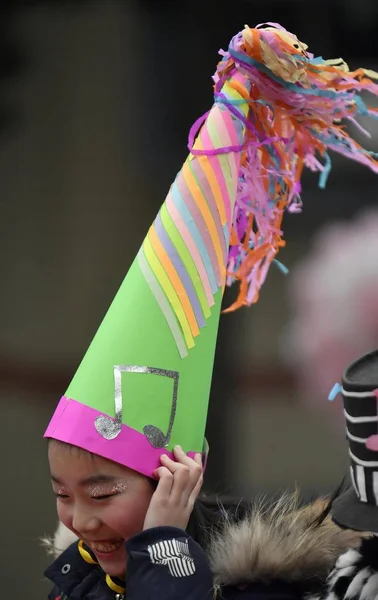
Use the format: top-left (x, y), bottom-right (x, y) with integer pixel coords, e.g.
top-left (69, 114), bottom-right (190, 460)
top-left (313, 350), bottom-right (378, 600)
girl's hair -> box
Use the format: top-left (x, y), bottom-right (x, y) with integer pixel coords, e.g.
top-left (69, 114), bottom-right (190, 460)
top-left (187, 493), bottom-right (250, 549)
top-left (47, 438), bottom-right (248, 548)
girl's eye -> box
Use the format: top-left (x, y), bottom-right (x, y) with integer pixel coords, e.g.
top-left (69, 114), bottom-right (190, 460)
top-left (55, 493), bottom-right (69, 499)
top-left (92, 493), bottom-right (117, 501)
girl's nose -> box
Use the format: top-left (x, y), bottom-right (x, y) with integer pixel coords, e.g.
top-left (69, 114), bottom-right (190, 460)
top-left (72, 504), bottom-right (100, 535)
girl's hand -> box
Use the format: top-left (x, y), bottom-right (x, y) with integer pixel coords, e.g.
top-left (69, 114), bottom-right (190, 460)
top-left (143, 446), bottom-right (203, 531)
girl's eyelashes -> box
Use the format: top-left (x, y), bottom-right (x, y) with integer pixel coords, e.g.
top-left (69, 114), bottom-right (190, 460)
top-left (91, 493), bottom-right (118, 500)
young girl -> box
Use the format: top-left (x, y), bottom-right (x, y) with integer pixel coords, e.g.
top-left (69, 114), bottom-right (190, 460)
top-left (45, 442), bottom-right (213, 599)
top-left (43, 22), bottom-right (378, 600)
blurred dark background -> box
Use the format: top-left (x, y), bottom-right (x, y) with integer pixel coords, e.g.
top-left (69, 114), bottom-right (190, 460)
top-left (1, 1), bottom-right (378, 598)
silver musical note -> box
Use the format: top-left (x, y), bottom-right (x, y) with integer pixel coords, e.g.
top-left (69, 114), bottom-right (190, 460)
top-left (94, 365), bottom-right (179, 448)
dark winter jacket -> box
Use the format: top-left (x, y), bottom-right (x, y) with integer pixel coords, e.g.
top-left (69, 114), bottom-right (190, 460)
top-left (43, 496), bottom-right (365, 600)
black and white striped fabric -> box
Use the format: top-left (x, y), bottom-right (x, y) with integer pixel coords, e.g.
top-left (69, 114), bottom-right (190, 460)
top-left (147, 538), bottom-right (196, 578)
top-left (318, 537), bottom-right (378, 600)
top-left (342, 386), bottom-right (378, 504)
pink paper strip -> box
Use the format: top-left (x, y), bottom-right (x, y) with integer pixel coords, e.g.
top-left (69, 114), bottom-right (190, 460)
top-left (44, 397), bottom-right (205, 479)
top-left (199, 115), bottom-right (232, 228)
top-left (176, 171), bottom-right (222, 287)
top-left (222, 106), bottom-right (244, 145)
top-left (217, 111), bottom-right (240, 181)
top-left (166, 193), bottom-right (214, 306)
top-left (189, 159), bottom-right (228, 264)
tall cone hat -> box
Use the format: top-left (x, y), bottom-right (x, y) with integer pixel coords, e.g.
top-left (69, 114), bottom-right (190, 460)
top-left (45, 24), bottom-right (378, 477)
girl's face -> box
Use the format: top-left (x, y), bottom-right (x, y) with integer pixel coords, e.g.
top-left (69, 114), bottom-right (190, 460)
top-left (48, 441), bottom-right (154, 578)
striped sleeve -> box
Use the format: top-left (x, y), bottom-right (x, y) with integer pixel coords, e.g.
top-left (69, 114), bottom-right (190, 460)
top-left (147, 538), bottom-right (196, 578)
top-left (317, 538), bottom-right (378, 600)
top-left (125, 526), bottom-right (214, 600)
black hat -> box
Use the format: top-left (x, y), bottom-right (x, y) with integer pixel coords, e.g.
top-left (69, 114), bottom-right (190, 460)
top-left (331, 350), bottom-right (378, 532)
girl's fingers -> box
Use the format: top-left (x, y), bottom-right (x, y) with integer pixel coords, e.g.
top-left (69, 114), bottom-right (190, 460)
top-left (161, 448), bottom-right (203, 505)
top-left (160, 447), bottom-right (193, 472)
top-left (173, 447), bottom-right (203, 497)
top-left (173, 445), bottom-right (202, 468)
top-left (144, 450), bottom-right (203, 531)
top-left (160, 452), bottom-right (181, 472)
top-left (193, 452), bottom-right (203, 467)
top-left (170, 465), bottom-right (192, 504)
top-left (153, 465), bottom-right (174, 498)
top-left (160, 452), bottom-right (191, 504)
top-left (188, 469), bottom-right (204, 506)
top-left (185, 454), bottom-right (203, 504)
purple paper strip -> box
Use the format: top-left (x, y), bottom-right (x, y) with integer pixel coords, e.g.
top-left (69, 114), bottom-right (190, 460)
top-left (154, 213), bottom-right (206, 328)
top-left (176, 171), bottom-right (222, 286)
top-left (188, 159), bottom-right (228, 263)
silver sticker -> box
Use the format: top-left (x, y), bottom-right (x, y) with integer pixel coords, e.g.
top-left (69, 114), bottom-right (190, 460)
top-left (94, 365), bottom-right (179, 448)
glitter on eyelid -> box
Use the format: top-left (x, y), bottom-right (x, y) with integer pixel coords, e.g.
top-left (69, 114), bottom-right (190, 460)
top-left (90, 482), bottom-right (128, 496)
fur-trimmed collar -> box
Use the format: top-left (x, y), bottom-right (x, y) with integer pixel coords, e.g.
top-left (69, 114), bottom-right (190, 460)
top-left (42, 521), bottom-right (78, 558)
top-left (43, 493), bottom-right (366, 589)
top-left (208, 494), bottom-right (366, 589)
